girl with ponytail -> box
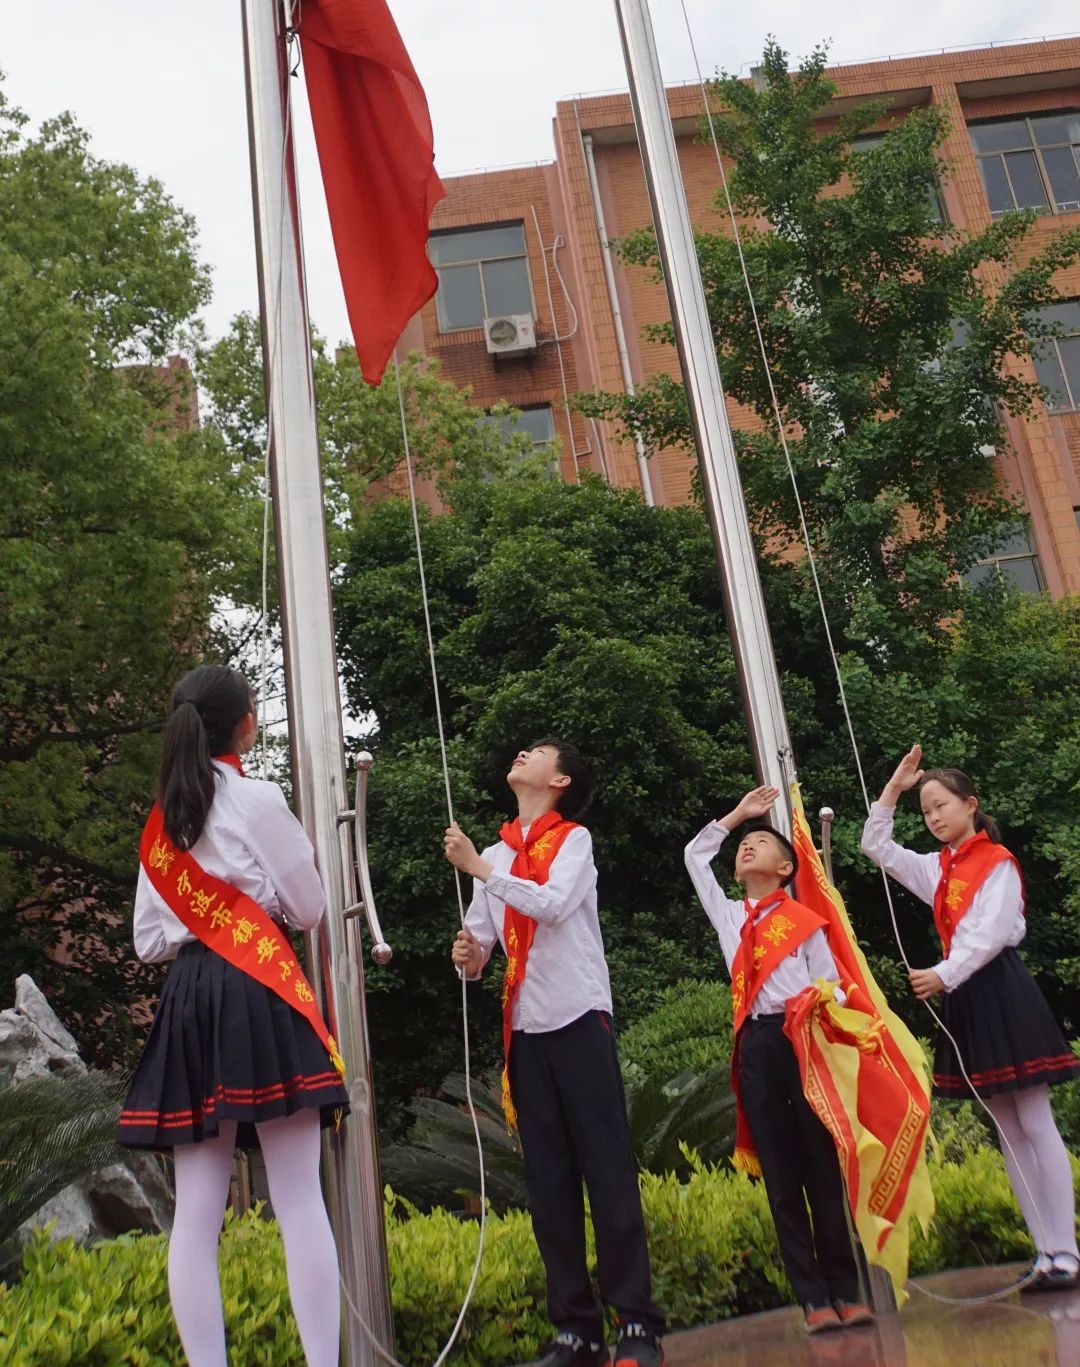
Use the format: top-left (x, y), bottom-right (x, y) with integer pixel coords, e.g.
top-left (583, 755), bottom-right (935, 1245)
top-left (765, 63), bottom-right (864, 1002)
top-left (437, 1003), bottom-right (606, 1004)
top-left (118, 666), bottom-right (347, 1366)
top-left (862, 745), bottom-right (1079, 1291)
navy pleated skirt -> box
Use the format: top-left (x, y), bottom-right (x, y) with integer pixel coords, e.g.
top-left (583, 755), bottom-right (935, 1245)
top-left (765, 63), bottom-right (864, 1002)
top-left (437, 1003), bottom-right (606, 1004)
top-left (118, 941), bottom-right (350, 1150)
top-left (933, 948), bottom-right (1079, 1099)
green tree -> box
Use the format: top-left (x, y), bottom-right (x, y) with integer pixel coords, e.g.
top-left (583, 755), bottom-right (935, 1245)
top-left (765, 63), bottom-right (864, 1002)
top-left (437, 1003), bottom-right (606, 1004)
top-left (336, 471), bottom-right (811, 1128)
top-left (0, 84), bottom-right (257, 1064)
top-left (336, 465), bottom-right (1080, 1130)
top-left (196, 317), bottom-right (553, 577)
top-left (837, 588), bottom-right (1080, 1028)
top-left (580, 39), bottom-right (1080, 666)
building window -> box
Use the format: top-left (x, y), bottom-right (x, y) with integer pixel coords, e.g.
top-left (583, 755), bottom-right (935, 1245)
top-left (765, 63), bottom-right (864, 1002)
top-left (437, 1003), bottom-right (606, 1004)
top-left (1030, 299), bottom-right (1080, 412)
top-left (478, 405), bottom-right (556, 446)
top-left (429, 224), bottom-right (534, 332)
top-left (849, 132), bottom-right (947, 222)
top-left (970, 113), bottom-right (1080, 218)
top-left (477, 406), bottom-right (558, 478)
top-left (965, 527), bottom-right (1046, 593)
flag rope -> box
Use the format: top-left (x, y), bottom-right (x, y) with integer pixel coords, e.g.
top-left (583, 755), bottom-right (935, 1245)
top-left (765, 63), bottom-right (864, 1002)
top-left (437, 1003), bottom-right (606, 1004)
top-left (256, 24), bottom-right (487, 1363)
top-left (333, 358), bottom-right (490, 1367)
top-left (676, 0), bottom-right (1050, 1302)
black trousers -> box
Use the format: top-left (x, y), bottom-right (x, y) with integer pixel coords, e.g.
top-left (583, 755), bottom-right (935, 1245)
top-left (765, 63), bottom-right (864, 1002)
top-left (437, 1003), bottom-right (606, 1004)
top-left (509, 1010), bottom-right (664, 1341)
top-left (737, 1015), bottom-right (859, 1307)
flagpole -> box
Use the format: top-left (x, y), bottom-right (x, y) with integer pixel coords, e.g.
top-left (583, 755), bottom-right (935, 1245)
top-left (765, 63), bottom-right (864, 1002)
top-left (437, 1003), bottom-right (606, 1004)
top-left (241, 2), bottom-right (394, 1361)
top-left (610, 0), bottom-right (796, 826)
top-left (611, 7), bottom-right (901, 1312)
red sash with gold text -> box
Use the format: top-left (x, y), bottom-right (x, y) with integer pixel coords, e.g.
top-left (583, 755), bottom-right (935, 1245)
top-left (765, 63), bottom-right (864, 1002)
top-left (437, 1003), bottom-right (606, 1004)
top-left (730, 890), bottom-right (828, 1174)
top-left (933, 831), bottom-right (1022, 956)
top-left (498, 810), bottom-right (580, 1129)
top-left (140, 756), bottom-right (345, 1082)
top-left (729, 890), bottom-right (827, 1033)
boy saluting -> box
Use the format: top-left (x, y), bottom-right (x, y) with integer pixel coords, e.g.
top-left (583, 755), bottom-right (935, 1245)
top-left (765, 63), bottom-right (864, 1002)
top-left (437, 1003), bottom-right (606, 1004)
top-left (684, 785), bottom-right (873, 1336)
top-left (445, 739), bottom-right (664, 1367)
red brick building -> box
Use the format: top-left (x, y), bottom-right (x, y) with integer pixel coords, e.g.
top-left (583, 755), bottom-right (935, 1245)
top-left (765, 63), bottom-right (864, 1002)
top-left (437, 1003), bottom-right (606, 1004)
top-left (403, 38), bottom-right (1080, 596)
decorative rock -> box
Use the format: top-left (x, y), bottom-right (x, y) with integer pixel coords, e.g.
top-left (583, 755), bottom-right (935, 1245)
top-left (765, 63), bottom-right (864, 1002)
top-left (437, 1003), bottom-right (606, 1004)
top-left (90, 1156), bottom-right (174, 1237)
top-left (15, 975), bottom-right (82, 1060)
top-left (2, 975), bottom-right (174, 1248)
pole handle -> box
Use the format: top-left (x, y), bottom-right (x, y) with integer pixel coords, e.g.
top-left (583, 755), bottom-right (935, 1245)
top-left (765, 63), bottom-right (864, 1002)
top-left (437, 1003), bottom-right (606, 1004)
top-left (339, 752), bottom-right (393, 965)
top-left (819, 806), bottom-right (835, 886)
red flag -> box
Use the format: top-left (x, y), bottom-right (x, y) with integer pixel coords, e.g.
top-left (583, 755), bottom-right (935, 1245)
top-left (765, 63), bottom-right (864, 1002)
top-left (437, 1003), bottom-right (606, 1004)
top-left (298, 0), bottom-right (445, 385)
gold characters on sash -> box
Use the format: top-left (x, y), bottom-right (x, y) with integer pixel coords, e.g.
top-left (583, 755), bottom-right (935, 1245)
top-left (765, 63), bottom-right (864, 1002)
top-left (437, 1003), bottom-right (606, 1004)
top-left (148, 837), bottom-right (175, 877)
top-left (232, 916), bottom-right (257, 947)
top-left (732, 970), bottom-right (746, 1017)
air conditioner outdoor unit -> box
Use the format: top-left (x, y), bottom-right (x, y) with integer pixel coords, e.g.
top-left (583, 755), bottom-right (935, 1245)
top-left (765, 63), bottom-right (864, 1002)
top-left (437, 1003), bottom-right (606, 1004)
top-left (484, 314), bottom-right (536, 356)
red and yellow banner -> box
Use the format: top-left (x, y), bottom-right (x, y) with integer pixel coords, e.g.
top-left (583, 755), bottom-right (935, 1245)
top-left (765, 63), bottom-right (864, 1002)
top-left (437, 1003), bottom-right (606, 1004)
top-left (783, 785), bottom-right (933, 1301)
top-left (140, 805), bottom-right (345, 1084)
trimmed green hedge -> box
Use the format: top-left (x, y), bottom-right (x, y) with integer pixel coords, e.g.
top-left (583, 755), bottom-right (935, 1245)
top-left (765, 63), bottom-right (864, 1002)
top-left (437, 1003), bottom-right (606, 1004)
top-left (1, 1151), bottom-right (1073, 1366)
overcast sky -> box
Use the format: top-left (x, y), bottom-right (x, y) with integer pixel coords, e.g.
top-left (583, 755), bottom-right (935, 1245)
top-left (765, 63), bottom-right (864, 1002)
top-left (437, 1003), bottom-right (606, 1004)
top-left (4, 2), bottom-right (1077, 348)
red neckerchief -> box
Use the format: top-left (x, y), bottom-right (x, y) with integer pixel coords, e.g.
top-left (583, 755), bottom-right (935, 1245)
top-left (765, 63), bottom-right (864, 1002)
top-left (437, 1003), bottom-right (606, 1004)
top-left (213, 752), bottom-right (246, 776)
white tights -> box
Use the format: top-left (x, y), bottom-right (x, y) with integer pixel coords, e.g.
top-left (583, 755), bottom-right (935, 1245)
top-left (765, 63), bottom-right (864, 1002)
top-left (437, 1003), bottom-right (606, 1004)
top-left (168, 1109), bottom-right (341, 1367)
top-left (984, 1086), bottom-right (1078, 1261)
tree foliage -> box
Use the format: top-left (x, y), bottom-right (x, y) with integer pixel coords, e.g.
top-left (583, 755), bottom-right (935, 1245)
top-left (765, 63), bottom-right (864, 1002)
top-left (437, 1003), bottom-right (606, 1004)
top-left (0, 1070), bottom-right (127, 1260)
top-left (579, 40), bottom-right (1080, 666)
top-left (197, 317), bottom-right (554, 578)
top-left (337, 463), bottom-right (1080, 1133)
top-left (0, 83), bottom-right (258, 1063)
top-left (336, 472), bottom-right (775, 1127)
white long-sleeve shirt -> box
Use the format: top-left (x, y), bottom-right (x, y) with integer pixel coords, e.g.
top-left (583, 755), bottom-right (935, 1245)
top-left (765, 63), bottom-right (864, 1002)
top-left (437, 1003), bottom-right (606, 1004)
top-left (132, 760), bottom-right (325, 964)
top-left (860, 802), bottom-right (1024, 992)
top-left (684, 821), bottom-right (842, 1017)
top-left (462, 823), bottom-right (612, 1032)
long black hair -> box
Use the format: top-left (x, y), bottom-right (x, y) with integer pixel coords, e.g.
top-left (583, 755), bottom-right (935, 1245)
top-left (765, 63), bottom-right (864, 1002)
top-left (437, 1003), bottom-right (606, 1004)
top-left (158, 666), bottom-right (253, 849)
top-left (920, 768), bottom-right (1002, 844)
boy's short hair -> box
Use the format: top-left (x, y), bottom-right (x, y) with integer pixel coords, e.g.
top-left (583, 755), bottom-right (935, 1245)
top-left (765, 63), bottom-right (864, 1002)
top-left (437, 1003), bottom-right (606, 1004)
top-left (736, 821), bottom-right (800, 889)
top-left (529, 737), bottom-right (596, 820)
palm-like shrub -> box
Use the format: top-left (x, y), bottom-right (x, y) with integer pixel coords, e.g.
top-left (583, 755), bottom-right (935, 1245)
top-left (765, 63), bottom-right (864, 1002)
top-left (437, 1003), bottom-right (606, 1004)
top-left (381, 1073), bottom-right (527, 1211)
top-left (0, 1068), bottom-right (127, 1258)
top-left (382, 981), bottom-right (738, 1209)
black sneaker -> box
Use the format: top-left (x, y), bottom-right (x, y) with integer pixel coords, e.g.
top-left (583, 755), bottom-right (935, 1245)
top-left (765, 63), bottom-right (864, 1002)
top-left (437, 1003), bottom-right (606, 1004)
top-left (613, 1324), bottom-right (665, 1367)
top-left (535, 1332), bottom-right (610, 1367)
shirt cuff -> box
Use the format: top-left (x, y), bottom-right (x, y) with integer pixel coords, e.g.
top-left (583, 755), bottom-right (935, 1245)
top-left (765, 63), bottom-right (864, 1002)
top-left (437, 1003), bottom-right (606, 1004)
top-left (932, 959), bottom-right (956, 992)
top-left (870, 802), bottom-right (896, 814)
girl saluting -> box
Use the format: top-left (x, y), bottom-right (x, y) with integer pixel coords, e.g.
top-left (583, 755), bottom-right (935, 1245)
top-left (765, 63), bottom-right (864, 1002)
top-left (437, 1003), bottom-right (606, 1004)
top-left (862, 744), bottom-right (1079, 1291)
